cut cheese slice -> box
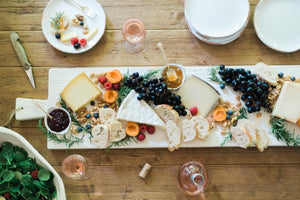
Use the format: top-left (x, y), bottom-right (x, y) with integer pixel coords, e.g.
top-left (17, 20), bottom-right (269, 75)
top-left (117, 90), bottom-right (166, 128)
top-left (254, 62), bottom-right (278, 86)
top-left (61, 32), bottom-right (78, 42)
top-left (83, 28), bottom-right (98, 41)
top-left (272, 81), bottom-right (300, 123)
top-left (177, 75), bottom-right (220, 117)
top-left (60, 72), bottom-right (102, 112)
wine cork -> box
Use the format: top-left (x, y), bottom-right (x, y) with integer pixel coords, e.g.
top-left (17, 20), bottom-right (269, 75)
top-left (139, 163), bottom-right (151, 179)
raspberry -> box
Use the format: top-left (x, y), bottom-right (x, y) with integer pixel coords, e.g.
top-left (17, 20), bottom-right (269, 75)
top-left (147, 126), bottom-right (155, 134)
top-left (139, 124), bottom-right (147, 133)
top-left (3, 192), bottom-right (10, 199)
top-left (189, 106), bottom-right (198, 116)
top-left (113, 83), bottom-right (120, 91)
top-left (98, 76), bottom-right (107, 84)
top-left (31, 169), bottom-right (39, 180)
top-left (137, 133), bottom-right (145, 141)
top-left (104, 82), bottom-right (113, 90)
top-left (71, 37), bottom-right (79, 45)
top-left (80, 38), bottom-right (87, 47)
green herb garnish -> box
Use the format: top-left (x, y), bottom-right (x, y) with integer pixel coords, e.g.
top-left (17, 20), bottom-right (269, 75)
top-left (208, 66), bottom-right (223, 84)
top-left (270, 117), bottom-right (300, 147)
top-left (221, 131), bottom-right (232, 147)
top-left (106, 135), bottom-right (137, 150)
top-left (0, 142), bottom-right (57, 199)
top-left (38, 119), bottom-right (83, 149)
top-left (50, 11), bottom-right (64, 30)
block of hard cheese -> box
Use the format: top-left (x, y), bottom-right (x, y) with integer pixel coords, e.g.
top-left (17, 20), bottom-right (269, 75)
top-left (177, 76), bottom-right (220, 117)
top-left (272, 81), bottom-right (300, 123)
top-left (60, 72), bottom-right (102, 112)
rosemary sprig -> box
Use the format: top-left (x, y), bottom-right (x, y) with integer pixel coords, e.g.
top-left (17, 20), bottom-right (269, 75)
top-left (270, 117), bottom-right (300, 147)
top-left (106, 135), bottom-right (137, 150)
top-left (221, 131), bottom-right (232, 147)
top-left (143, 69), bottom-right (161, 80)
top-left (208, 67), bottom-right (223, 84)
top-left (59, 97), bottom-right (92, 139)
top-left (38, 119), bottom-right (83, 149)
top-left (50, 11), bottom-right (64, 30)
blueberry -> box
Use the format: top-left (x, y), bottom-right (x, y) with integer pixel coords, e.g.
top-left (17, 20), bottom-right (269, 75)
top-left (246, 87), bottom-right (253, 94)
top-left (247, 96), bottom-right (253, 101)
top-left (241, 94), bottom-right (247, 101)
top-left (103, 105), bottom-right (109, 108)
top-left (245, 101), bottom-right (252, 107)
top-left (90, 101), bottom-right (95, 106)
top-left (86, 124), bottom-right (91, 129)
top-left (182, 110), bottom-right (187, 116)
top-left (80, 21), bottom-right (84, 26)
top-left (179, 105), bottom-right (185, 111)
top-left (174, 105), bottom-right (179, 110)
top-left (159, 77), bottom-right (165, 82)
top-left (135, 87), bottom-right (141, 92)
top-left (86, 114), bottom-right (91, 118)
top-left (94, 113), bottom-right (99, 118)
top-left (138, 76), bottom-right (144, 82)
top-left (226, 114), bottom-right (231, 120)
top-left (256, 106), bottom-right (261, 112)
top-left (248, 107), bottom-right (254, 113)
top-left (167, 99), bottom-right (172, 105)
top-left (132, 72), bottom-right (139, 78)
top-left (219, 64), bottom-right (225, 70)
top-left (227, 110), bottom-right (233, 115)
top-left (225, 78), bottom-right (232, 84)
top-left (220, 83), bottom-right (225, 89)
top-left (255, 101), bottom-right (261, 107)
top-left (77, 127), bottom-right (83, 132)
top-left (143, 81), bottom-right (149, 87)
top-left (74, 43), bottom-right (80, 49)
top-left (141, 87), bottom-right (147, 93)
top-left (55, 33), bottom-right (61, 39)
top-left (142, 93), bottom-right (149, 101)
top-left (291, 76), bottom-right (296, 81)
top-left (137, 94), bottom-right (143, 100)
top-left (218, 70), bottom-right (225, 75)
top-left (278, 72), bottom-right (284, 78)
top-left (175, 95), bottom-right (181, 101)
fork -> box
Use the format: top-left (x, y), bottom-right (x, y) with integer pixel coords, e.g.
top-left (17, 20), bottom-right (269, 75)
top-left (64, 0), bottom-right (97, 19)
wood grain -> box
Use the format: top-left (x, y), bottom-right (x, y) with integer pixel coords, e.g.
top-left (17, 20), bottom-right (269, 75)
top-left (0, 0), bottom-right (300, 199)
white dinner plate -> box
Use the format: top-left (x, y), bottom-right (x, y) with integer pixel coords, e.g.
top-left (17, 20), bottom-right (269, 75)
top-left (254, 0), bottom-right (300, 53)
top-left (42, 0), bottom-right (106, 54)
top-left (185, 0), bottom-right (249, 38)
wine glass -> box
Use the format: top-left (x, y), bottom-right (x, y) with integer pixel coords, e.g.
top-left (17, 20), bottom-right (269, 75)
top-left (61, 154), bottom-right (94, 180)
top-left (122, 18), bottom-right (147, 54)
top-left (177, 161), bottom-right (209, 199)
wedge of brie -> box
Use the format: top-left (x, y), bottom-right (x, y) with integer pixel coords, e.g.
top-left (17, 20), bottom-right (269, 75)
top-left (272, 81), bottom-right (300, 123)
top-left (117, 90), bottom-right (166, 129)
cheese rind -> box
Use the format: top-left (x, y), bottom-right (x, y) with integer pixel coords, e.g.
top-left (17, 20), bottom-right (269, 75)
top-left (177, 75), bottom-right (220, 117)
top-left (272, 81), bottom-right (300, 123)
top-left (117, 90), bottom-right (166, 128)
top-left (60, 72), bottom-right (102, 112)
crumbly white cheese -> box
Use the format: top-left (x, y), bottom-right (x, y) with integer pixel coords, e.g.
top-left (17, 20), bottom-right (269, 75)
top-left (272, 81), bottom-right (300, 123)
top-left (60, 72), bottom-right (102, 112)
top-left (117, 90), bottom-right (166, 128)
top-left (177, 76), bottom-right (220, 117)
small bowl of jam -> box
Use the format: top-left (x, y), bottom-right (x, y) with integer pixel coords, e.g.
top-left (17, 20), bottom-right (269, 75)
top-left (161, 64), bottom-right (185, 90)
top-left (44, 107), bottom-right (71, 134)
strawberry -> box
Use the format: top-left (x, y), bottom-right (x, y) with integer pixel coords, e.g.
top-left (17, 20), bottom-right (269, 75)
top-left (104, 82), bottom-right (113, 90)
top-left (71, 37), bottom-right (79, 45)
top-left (113, 83), bottom-right (120, 91)
top-left (98, 76), bottom-right (107, 84)
top-left (3, 192), bottom-right (10, 199)
top-left (80, 38), bottom-right (87, 47)
top-left (147, 126), bottom-right (155, 134)
top-left (31, 169), bottom-right (39, 180)
top-left (189, 106), bottom-right (198, 116)
top-left (139, 124), bottom-right (147, 133)
top-left (137, 133), bottom-right (145, 141)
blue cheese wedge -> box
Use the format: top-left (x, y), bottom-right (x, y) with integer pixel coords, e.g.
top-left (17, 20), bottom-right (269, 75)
top-left (117, 90), bottom-right (166, 129)
top-left (272, 81), bottom-right (300, 123)
top-left (177, 75), bottom-right (220, 117)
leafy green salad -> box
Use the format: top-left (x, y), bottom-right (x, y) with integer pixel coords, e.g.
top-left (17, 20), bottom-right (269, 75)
top-left (0, 142), bottom-right (56, 200)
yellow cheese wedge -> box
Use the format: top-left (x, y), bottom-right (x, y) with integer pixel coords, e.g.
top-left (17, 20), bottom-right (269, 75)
top-left (61, 32), bottom-right (78, 42)
top-left (60, 73), bottom-right (102, 112)
top-left (83, 28), bottom-right (98, 41)
top-left (177, 76), bottom-right (220, 117)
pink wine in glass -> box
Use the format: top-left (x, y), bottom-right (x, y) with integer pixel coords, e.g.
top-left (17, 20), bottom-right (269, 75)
top-left (177, 161), bottom-right (209, 197)
top-left (62, 154), bottom-right (94, 180)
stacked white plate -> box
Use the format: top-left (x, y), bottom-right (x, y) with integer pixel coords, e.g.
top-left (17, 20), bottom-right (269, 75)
top-left (184, 0), bottom-right (250, 45)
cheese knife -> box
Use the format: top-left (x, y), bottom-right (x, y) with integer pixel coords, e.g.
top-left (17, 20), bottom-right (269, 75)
top-left (10, 32), bottom-right (36, 90)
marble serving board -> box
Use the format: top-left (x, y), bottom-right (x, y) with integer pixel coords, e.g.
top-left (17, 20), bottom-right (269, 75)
top-left (15, 66), bottom-right (300, 149)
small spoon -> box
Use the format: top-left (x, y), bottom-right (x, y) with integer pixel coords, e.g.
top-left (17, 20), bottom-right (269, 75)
top-left (32, 100), bottom-right (52, 119)
top-left (157, 42), bottom-right (178, 82)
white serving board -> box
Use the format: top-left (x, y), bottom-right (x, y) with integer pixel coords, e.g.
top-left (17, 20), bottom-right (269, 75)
top-left (16, 66), bottom-right (300, 149)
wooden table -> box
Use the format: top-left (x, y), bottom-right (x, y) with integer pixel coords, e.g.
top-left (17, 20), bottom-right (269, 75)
top-left (1, 0), bottom-right (300, 199)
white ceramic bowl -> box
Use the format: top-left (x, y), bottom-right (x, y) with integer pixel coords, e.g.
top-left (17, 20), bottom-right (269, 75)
top-left (161, 64), bottom-right (185, 90)
top-left (185, 0), bottom-right (250, 38)
top-left (0, 127), bottom-right (66, 200)
top-left (44, 107), bottom-right (71, 135)
top-left (254, 0), bottom-right (300, 53)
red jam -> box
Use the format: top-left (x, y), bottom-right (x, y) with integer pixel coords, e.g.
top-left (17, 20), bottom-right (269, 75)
top-left (47, 109), bottom-right (70, 132)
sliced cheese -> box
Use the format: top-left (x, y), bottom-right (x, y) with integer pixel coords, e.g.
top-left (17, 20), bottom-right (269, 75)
top-left (177, 75), bottom-right (220, 117)
top-left (83, 28), bottom-right (98, 41)
top-left (61, 32), bottom-right (78, 42)
top-left (254, 62), bottom-right (278, 86)
top-left (272, 81), bottom-right (300, 123)
top-left (117, 90), bottom-right (166, 128)
top-left (60, 72), bottom-right (102, 112)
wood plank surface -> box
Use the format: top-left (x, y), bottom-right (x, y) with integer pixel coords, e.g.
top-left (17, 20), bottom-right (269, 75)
top-left (0, 0), bottom-right (299, 199)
